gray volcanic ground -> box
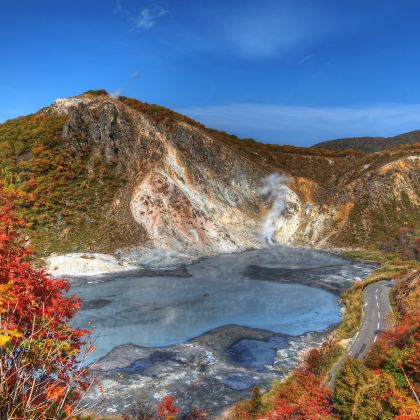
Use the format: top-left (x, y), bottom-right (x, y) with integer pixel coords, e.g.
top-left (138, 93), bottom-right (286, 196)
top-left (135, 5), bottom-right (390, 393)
top-left (72, 247), bottom-right (375, 417)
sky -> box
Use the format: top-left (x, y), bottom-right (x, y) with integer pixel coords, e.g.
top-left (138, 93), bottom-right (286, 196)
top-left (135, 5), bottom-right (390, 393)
top-left (2, 0), bottom-right (420, 146)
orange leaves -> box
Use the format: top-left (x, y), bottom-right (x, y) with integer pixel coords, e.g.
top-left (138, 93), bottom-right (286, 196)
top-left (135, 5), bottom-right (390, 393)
top-left (87, 343), bottom-right (96, 353)
top-left (64, 404), bottom-right (72, 416)
top-left (0, 281), bottom-right (14, 311)
top-left (0, 329), bottom-right (22, 346)
top-left (256, 340), bottom-right (336, 418)
top-left (45, 385), bottom-right (65, 402)
top-left (0, 334), bottom-right (11, 346)
top-left (268, 371), bottom-right (333, 419)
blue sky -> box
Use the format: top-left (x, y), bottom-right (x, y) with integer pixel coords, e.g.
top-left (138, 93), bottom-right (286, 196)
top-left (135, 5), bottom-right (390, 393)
top-left (2, 0), bottom-right (420, 146)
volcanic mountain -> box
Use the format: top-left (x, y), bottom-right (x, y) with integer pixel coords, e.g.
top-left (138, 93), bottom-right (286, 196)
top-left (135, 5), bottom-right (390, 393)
top-left (0, 90), bottom-right (418, 266)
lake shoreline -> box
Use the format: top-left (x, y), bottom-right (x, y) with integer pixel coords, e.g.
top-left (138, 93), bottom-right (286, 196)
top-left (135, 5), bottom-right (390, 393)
top-left (71, 246), bottom-right (375, 417)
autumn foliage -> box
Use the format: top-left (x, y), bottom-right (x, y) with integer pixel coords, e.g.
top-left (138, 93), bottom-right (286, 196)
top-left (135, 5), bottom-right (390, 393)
top-left (266, 371), bottom-right (332, 419)
top-left (156, 395), bottom-right (181, 420)
top-left (0, 201), bottom-right (93, 418)
top-left (335, 270), bottom-right (420, 419)
top-left (228, 339), bottom-right (337, 419)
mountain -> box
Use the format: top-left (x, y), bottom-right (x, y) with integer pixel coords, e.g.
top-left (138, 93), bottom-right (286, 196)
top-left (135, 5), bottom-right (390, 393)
top-left (0, 90), bottom-right (419, 265)
top-left (313, 131), bottom-right (420, 152)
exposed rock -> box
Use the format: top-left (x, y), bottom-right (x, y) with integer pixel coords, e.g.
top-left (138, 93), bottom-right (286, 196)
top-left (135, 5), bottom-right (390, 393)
top-left (45, 253), bottom-right (136, 276)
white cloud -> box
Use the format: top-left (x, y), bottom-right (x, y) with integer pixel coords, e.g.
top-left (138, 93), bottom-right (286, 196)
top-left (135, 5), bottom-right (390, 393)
top-left (136, 6), bottom-right (167, 30)
top-left (115, 1), bottom-right (168, 31)
top-left (178, 103), bottom-right (420, 146)
top-left (225, 13), bottom-right (306, 58)
top-left (215, 2), bottom-right (339, 59)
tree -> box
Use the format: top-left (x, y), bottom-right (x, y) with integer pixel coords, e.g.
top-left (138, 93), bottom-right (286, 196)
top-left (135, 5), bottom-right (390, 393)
top-left (334, 358), bottom-right (420, 419)
top-left (249, 385), bottom-right (262, 418)
top-left (334, 358), bottom-right (376, 419)
top-left (0, 201), bottom-right (93, 418)
top-left (228, 400), bottom-right (253, 420)
top-left (302, 337), bottom-right (338, 377)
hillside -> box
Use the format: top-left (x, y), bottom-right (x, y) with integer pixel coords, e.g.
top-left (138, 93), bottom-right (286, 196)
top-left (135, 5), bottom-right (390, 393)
top-left (313, 130), bottom-right (420, 152)
top-left (0, 90), bottom-right (419, 264)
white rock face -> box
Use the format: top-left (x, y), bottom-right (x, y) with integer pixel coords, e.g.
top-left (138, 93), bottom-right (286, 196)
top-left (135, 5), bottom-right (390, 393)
top-left (52, 98), bottom-right (90, 114)
top-left (129, 170), bottom-right (251, 255)
top-left (271, 188), bottom-right (301, 244)
top-left (45, 253), bottom-right (135, 277)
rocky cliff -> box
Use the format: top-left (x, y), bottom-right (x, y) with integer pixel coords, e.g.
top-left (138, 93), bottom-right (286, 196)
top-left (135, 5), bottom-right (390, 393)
top-left (0, 91), bottom-right (419, 267)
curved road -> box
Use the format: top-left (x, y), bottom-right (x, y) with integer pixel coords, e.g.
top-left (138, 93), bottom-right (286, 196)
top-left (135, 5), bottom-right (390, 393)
top-left (348, 279), bottom-right (394, 359)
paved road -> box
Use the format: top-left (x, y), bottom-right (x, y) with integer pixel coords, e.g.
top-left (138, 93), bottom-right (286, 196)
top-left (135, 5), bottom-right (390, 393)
top-left (348, 279), bottom-right (394, 359)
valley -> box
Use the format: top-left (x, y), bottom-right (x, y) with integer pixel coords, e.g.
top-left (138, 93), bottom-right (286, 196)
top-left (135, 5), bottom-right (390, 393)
top-left (0, 91), bottom-right (418, 418)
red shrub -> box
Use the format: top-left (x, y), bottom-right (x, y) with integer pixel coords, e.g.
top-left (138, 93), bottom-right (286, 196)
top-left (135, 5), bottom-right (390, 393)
top-left (267, 371), bottom-right (332, 419)
top-left (156, 395), bottom-right (181, 420)
top-left (0, 201), bottom-right (93, 418)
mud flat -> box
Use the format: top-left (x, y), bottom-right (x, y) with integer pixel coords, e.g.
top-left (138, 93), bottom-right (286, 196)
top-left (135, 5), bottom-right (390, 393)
top-left (82, 325), bottom-right (329, 417)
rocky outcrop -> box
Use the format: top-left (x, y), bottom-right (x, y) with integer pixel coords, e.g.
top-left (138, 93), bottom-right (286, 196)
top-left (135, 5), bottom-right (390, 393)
top-left (45, 253), bottom-right (136, 276)
top-left (50, 94), bottom-right (271, 262)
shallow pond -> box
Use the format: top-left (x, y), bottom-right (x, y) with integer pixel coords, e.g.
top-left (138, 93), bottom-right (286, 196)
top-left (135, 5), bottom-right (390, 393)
top-left (74, 247), bottom-right (375, 415)
top-left (72, 246), bottom-right (373, 364)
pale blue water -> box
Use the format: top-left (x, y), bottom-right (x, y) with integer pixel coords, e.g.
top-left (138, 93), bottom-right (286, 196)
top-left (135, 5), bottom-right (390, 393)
top-left (72, 247), bottom-right (374, 362)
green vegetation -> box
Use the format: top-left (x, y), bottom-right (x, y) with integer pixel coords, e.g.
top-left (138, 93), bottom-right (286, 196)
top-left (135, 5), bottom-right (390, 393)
top-left (341, 193), bottom-right (420, 249)
top-left (0, 112), bottom-right (76, 226)
top-left (0, 111), bottom-right (138, 256)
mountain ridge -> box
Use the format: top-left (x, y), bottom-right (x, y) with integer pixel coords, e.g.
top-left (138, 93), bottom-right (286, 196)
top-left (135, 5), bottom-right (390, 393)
top-left (313, 130), bottom-right (420, 152)
top-left (0, 91), bottom-right (418, 265)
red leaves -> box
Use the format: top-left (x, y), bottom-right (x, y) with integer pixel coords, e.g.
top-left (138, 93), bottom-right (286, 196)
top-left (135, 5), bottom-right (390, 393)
top-left (156, 395), bottom-right (181, 420)
top-left (383, 312), bottom-right (417, 349)
top-left (0, 200), bottom-right (92, 417)
top-left (0, 205), bottom-right (80, 331)
top-left (261, 339), bottom-right (336, 418)
top-left (268, 371), bottom-right (332, 419)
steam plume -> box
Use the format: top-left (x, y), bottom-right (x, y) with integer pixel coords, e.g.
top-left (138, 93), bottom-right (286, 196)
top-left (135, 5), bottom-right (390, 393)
top-left (111, 69), bottom-right (140, 99)
top-left (259, 173), bottom-right (290, 245)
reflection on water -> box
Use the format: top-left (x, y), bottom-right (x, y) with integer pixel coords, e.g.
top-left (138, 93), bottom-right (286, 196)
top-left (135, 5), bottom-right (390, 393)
top-left (72, 247), bottom-right (374, 363)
